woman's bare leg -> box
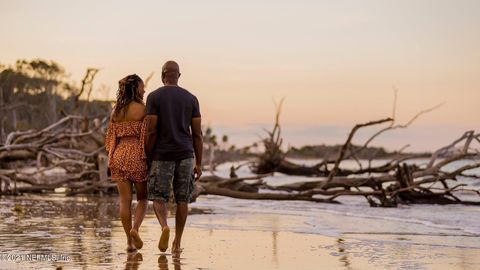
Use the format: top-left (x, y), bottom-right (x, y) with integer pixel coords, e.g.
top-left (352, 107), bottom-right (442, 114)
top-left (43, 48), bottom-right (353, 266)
top-left (116, 180), bottom-right (135, 251)
top-left (130, 181), bottom-right (148, 249)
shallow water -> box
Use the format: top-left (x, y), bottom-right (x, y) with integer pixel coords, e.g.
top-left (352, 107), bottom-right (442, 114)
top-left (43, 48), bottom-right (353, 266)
top-left (1, 194), bottom-right (480, 269)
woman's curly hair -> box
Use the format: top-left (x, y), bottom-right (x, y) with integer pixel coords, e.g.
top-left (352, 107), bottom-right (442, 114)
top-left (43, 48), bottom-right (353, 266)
top-left (112, 74), bottom-right (143, 121)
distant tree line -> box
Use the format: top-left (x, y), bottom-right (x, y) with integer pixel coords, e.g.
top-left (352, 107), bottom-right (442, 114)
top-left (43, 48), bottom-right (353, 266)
top-left (287, 144), bottom-right (431, 159)
top-left (0, 59), bottom-right (111, 143)
top-left (288, 144), bottom-right (389, 159)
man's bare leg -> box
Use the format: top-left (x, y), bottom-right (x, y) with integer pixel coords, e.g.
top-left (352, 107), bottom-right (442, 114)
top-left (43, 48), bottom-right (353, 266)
top-left (172, 202), bottom-right (188, 252)
top-left (153, 200), bottom-right (170, 251)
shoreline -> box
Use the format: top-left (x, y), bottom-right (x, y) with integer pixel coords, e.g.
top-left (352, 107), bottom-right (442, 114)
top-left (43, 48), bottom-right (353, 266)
top-left (1, 195), bottom-right (480, 269)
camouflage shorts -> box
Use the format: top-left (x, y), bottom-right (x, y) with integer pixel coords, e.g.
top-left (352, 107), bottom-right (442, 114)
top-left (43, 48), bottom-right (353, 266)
top-left (147, 158), bottom-right (195, 203)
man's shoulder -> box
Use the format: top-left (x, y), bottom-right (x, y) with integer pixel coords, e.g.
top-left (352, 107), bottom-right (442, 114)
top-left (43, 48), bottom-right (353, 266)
top-left (176, 86), bottom-right (197, 99)
top-left (146, 88), bottom-right (162, 99)
top-left (149, 86), bottom-right (182, 95)
top-left (169, 86), bottom-right (197, 100)
top-left (148, 86), bottom-right (197, 100)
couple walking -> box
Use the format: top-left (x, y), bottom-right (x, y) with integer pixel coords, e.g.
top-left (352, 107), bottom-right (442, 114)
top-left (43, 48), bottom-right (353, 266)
top-left (105, 61), bottom-right (203, 253)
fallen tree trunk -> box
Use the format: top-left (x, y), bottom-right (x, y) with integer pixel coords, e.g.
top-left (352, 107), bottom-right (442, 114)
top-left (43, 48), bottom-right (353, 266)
top-left (195, 173), bottom-right (339, 203)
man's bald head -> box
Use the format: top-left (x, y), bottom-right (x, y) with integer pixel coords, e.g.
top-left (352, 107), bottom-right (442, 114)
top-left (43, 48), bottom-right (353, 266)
top-left (162, 61), bottom-right (180, 73)
top-left (162, 60), bottom-right (181, 85)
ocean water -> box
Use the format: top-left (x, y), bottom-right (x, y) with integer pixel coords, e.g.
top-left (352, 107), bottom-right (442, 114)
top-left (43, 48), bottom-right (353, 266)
top-left (195, 159), bottom-right (480, 245)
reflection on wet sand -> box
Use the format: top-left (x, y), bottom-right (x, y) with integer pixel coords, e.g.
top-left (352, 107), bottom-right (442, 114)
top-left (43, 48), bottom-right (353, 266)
top-left (336, 238), bottom-right (353, 270)
top-left (158, 253), bottom-right (183, 270)
top-left (2, 195), bottom-right (480, 269)
top-left (272, 231), bottom-right (279, 268)
top-left (124, 252), bottom-right (143, 270)
top-left (0, 195), bottom-right (118, 269)
top-left (158, 254), bottom-right (168, 269)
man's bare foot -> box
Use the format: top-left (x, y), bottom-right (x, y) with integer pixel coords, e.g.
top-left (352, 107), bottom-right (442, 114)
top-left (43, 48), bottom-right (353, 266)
top-left (171, 239), bottom-right (183, 253)
top-left (158, 227), bottom-right (170, 252)
top-left (130, 229), bottom-right (143, 249)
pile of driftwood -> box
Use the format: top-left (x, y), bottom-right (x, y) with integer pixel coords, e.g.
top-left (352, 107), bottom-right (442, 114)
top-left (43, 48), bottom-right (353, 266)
top-left (201, 128), bottom-right (480, 207)
top-left (0, 114), bottom-right (115, 195)
top-left (1, 99), bottom-right (479, 208)
top-left (202, 99), bottom-right (480, 207)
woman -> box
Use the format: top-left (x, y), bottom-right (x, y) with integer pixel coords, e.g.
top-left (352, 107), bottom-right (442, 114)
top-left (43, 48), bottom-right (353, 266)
top-left (105, 74), bottom-right (148, 252)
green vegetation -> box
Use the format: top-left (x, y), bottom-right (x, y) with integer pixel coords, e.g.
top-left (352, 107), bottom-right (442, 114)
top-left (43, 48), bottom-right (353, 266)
top-left (287, 144), bottom-right (429, 159)
top-left (0, 59), bottom-right (111, 143)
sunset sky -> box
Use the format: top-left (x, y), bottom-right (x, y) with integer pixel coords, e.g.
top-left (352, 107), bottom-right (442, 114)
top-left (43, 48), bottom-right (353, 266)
top-left (1, 0), bottom-right (479, 151)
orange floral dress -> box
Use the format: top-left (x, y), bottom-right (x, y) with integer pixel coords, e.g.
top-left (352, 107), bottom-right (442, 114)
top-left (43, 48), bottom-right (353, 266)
top-left (105, 120), bottom-right (148, 182)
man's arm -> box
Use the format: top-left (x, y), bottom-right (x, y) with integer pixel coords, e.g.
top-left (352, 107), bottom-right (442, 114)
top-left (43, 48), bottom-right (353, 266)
top-left (191, 117), bottom-right (203, 180)
top-left (144, 115), bottom-right (158, 163)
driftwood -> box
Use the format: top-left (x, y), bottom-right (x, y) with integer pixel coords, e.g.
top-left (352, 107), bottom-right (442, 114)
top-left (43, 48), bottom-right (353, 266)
top-left (194, 173), bottom-right (338, 203)
top-left (251, 98), bottom-right (285, 174)
top-left (194, 131), bottom-right (480, 206)
top-left (190, 121), bottom-right (480, 207)
top-left (197, 161), bottom-right (479, 207)
top-left (246, 97), bottom-right (480, 206)
top-left (1, 65), bottom-right (115, 196)
top-left (1, 87), bottom-right (478, 208)
top-left (0, 114), bottom-right (111, 195)
top-left (255, 94), bottom-right (444, 178)
top-left (1, 113), bottom-right (479, 207)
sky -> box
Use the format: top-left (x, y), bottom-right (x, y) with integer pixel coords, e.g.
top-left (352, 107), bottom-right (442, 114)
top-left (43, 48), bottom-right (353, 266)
top-left (1, 0), bottom-right (479, 151)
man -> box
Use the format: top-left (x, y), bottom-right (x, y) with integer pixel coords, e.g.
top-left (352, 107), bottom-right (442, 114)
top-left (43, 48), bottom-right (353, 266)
top-left (145, 60), bottom-right (203, 253)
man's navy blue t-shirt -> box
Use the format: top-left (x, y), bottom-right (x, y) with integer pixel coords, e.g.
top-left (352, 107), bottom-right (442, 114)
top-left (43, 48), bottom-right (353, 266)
top-left (145, 86), bottom-right (201, 161)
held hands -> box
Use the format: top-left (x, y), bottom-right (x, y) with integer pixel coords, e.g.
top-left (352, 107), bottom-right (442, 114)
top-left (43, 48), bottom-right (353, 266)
top-left (194, 164), bottom-right (202, 180)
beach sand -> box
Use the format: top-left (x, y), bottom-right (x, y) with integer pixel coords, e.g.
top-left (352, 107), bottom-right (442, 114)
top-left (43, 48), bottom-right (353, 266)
top-left (1, 195), bottom-right (480, 270)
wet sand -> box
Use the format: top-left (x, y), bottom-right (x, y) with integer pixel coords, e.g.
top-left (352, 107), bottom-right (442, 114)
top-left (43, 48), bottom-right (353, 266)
top-left (111, 215), bottom-right (480, 270)
top-left (0, 195), bottom-right (479, 269)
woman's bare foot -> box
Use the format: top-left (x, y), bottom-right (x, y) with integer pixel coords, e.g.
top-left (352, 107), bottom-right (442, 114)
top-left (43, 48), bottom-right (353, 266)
top-left (130, 229), bottom-right (143, 249)
top-left (158, 226), bottom-right (170, 252)
top-left (126, 239), bottom-right (137, 252)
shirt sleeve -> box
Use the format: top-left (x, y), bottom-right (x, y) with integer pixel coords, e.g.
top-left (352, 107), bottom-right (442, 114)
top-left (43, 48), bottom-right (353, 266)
top-left (139, 118), bottom-right (147, 160)
top-left (145, 93), bottom-right (157, 115)
top-left (105, 121), bottom-right (117, 168)
top-left (105, 121), bottom-right (115, 152)
top-left (192, 96), bottom-right (201, 118)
